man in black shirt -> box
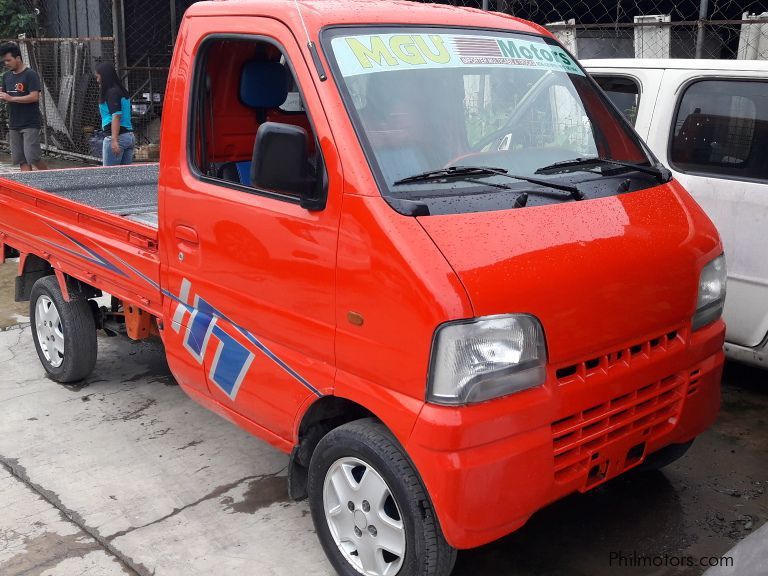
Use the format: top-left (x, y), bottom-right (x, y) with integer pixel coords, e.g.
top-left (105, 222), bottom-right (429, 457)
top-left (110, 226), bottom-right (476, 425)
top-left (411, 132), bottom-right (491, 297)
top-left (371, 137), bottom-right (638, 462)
top-left (0, 42), bottom-right (47, 171)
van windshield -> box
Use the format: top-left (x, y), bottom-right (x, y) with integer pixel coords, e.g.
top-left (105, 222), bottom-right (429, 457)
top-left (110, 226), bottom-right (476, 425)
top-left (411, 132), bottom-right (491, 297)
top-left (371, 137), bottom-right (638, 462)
top-left (323, 28), bottom-right (656, 213)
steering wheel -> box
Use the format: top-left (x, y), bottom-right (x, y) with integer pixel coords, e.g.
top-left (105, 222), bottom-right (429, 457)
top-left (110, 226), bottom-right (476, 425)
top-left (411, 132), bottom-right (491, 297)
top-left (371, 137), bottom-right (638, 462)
top-left (469, 125), bottom-right (521, 154)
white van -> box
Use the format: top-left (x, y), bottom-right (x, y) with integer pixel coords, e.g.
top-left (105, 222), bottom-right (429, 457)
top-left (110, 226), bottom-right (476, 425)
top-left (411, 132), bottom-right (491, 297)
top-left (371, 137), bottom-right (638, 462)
top-left (583, 59), bottom-right (768, 368)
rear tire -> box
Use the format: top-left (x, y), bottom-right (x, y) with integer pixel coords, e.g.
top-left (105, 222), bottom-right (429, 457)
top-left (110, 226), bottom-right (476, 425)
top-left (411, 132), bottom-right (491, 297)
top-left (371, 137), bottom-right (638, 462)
top-left (30, 276), bottom-right (97, 383)
top-left (308, 418), bottom-right (456, 576)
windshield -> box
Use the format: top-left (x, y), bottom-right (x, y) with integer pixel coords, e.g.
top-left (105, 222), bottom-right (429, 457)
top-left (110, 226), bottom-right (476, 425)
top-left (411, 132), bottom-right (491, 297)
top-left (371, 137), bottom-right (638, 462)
top-left (323, 28), bottom-right (656, 213)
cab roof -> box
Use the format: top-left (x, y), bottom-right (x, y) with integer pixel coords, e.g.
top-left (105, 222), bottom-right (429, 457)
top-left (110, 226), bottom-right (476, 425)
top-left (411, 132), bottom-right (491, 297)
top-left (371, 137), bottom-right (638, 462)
top-left (186, 0), bottom-right (551, 38)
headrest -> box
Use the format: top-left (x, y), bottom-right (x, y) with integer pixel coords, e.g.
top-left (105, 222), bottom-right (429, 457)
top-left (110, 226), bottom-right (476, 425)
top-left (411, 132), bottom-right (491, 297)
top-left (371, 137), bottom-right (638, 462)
top-left (240, 61), bottom-right (288, 109)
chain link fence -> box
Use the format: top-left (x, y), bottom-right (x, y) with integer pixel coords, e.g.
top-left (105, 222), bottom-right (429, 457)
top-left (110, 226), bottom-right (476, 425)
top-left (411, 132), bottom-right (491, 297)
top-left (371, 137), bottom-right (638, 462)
top-left (116, 0), bottom-right (181, 155)
top-left (423, 0), bottom-right (768, 60)
top-left (0, 37), bottom-right (114, 159)
top-left (0, 1), bottom-right (115, 160)
top-left (1, 0), bottom-right (183, 162)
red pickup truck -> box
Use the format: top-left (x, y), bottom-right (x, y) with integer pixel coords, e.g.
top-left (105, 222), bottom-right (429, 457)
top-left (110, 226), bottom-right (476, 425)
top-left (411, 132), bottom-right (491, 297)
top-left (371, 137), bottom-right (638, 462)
top-left (0, 1), bottom-right (726, 575)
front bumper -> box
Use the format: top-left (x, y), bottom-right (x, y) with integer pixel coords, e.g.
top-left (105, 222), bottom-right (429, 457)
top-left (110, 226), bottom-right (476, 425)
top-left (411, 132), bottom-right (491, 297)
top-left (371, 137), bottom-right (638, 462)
top-left (406, 320), bottom-right (725, 549)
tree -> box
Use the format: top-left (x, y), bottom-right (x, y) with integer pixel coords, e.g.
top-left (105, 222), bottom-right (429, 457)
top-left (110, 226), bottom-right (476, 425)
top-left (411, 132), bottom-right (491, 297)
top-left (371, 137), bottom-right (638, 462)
top-left (0, 0), bottom-right (36, 39)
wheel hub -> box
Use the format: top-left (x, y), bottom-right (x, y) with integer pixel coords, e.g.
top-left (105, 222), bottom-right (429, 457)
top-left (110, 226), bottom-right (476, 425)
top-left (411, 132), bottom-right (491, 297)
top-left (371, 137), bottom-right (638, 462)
top-left (323, 457), bottom-right (406, 576)
top-left (35, 295), bottom-right (64, 368)
top-left (353, 509), bottom-right (368, 530)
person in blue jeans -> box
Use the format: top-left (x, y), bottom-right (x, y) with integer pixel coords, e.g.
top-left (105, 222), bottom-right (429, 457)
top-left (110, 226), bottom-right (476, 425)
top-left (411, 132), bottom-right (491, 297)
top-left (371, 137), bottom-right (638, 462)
top-left (95, 62), bottom-right (134, 166)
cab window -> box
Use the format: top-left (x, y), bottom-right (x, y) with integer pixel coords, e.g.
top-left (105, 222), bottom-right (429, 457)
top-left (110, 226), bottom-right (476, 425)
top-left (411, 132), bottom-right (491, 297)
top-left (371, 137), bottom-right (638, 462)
top-left (190, 37), bottom-right (325, 204)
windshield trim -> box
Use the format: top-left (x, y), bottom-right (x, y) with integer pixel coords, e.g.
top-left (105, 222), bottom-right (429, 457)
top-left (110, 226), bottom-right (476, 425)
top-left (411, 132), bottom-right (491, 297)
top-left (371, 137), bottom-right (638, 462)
top-left (319, 24), bottom-right (657, 216)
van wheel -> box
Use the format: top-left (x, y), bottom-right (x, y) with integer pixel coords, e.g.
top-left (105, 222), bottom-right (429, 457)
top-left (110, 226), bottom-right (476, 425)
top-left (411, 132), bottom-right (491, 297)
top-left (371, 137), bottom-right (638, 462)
top-left (637, 440), bottom-right (694, 472)
top-left (30, 276), bottom-right (97, 383)
top-left (308, 418), bottom-right (456, 576)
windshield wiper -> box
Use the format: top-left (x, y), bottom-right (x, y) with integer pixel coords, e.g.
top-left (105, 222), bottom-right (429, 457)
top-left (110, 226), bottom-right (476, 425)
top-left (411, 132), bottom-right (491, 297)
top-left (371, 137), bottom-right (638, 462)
top-left (535, 157), bottom-right (671, 182)
top-left (393, 165), bottom-right (584, 200)
top-left (393, 165), bottom-right (508, 185)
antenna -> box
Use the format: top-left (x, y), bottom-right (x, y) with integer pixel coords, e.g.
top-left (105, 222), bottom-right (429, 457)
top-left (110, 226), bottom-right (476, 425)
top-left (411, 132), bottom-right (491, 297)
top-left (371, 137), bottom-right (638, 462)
top-left (293, 0), bottom-right (327, 81)
top-left (293, 0), bottom-right (312, 46)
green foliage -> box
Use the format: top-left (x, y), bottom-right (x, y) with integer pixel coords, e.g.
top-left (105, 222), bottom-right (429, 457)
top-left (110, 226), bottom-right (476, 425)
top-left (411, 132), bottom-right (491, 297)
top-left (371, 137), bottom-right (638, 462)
top-left (0, 1), bottom-right (35, 39)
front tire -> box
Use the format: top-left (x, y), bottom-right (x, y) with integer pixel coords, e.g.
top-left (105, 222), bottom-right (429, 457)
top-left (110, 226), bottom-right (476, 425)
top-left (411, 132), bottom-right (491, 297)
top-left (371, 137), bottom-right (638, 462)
top-left (30, 276), bottom-right (97, 383)
top-left (308, 418), bottom-right (456, 576)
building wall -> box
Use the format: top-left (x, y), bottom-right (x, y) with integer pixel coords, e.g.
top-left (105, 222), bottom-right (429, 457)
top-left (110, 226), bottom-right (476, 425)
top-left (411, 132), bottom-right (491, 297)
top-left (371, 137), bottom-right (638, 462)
top-left (41, 0), bottom-right (112, 39)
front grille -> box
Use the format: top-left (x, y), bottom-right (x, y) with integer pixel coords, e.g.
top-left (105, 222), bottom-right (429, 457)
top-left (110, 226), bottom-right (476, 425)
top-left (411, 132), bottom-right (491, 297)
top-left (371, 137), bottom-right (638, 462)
top-left (555, 327), bottom-right (685, 382)
top-left (551, 373), bottom-right (686, 483)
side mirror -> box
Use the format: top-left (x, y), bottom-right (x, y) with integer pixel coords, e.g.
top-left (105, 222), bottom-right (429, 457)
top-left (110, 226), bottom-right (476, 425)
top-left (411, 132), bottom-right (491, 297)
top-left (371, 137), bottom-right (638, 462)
top-left (250, 122), bottom-right (326, 210)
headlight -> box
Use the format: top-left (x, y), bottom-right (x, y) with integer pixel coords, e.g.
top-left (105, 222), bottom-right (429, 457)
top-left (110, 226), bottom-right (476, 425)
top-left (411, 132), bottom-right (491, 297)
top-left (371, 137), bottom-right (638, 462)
top-left (427, 314), bottom-right (547, 406)
top-left (692, 254), bottom-right (726, 330)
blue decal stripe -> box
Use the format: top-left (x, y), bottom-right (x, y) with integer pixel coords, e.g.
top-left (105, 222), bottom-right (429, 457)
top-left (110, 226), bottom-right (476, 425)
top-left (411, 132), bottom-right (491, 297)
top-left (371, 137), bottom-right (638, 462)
top-left (46, 225), bottom-right (129, 278)
top-left (210, 324), bottom-right (255, 399)
top-left (236, 327), bottom-right (323, 397)
top-left (99, 245), bottom-right (163, 291)
top-left (99, 246), bottom-right (323, 398)
top-left (40, 224), bottom-right (323, 399)
top-left (39, 237), bottom-right (131, 278)
top-left (186, 297), bottom-right (216, 358)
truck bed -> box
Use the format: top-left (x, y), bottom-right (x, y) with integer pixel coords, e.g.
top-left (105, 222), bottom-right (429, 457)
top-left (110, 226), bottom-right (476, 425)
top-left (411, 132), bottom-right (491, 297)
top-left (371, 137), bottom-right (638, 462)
top-left (1, 164), bottom-right (159, 228)
top-left (0, 164), bottom-right (162, 317)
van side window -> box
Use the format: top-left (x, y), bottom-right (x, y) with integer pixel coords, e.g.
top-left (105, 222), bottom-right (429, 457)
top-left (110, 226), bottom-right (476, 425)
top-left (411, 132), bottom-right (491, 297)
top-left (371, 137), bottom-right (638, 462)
top-left (190, 38), bottom-right (324, 201)
top-left (670, 80), bottom-right (768, 182)
top-left (592, 75), bottom-right (640, 126)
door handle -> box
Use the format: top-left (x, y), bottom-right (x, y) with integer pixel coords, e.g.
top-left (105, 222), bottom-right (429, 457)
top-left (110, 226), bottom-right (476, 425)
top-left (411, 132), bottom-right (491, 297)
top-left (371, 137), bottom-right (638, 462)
top-left (175, 225), bottom-right (199, 245)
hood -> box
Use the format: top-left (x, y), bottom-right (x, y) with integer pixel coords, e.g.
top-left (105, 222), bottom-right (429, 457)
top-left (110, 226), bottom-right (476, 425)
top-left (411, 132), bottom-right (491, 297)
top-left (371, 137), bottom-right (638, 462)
top-left (417, 183), bottom-right (721, 364)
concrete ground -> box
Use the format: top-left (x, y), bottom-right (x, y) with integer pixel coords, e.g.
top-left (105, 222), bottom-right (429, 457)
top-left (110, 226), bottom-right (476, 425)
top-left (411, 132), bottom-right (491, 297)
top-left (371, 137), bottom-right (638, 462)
top-left (0, 327), bottom-right (326, 576)
top-left (0, 262), bottom-right (28, 329)
top-left (0, 292), bottom-right (766, 575)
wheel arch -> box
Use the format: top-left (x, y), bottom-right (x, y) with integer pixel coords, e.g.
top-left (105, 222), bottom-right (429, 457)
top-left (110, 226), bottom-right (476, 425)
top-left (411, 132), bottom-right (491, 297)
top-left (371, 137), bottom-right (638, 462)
top-left (289, 370), bottom-right (427, 500)
top-left (16, 253), bottom-right (101, 304)
top-left (15, 253), bottom-right (54, 302)
top-left (288, 395), bottom-right (375, 500)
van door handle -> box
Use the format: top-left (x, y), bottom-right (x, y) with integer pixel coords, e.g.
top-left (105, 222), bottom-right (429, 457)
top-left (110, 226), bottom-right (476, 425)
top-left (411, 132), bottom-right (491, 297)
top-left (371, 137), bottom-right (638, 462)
top-left (175, 225), bottom-right (199, 245)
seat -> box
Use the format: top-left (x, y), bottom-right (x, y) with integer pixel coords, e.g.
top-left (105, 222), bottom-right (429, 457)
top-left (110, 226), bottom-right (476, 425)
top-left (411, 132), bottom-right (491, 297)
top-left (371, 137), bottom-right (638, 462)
top-left (218, 161), bottom-right (253, 186)
top-left (240, 60), bottom-right (289, 112)
top-left (218, 61), bottom-right (289, 186)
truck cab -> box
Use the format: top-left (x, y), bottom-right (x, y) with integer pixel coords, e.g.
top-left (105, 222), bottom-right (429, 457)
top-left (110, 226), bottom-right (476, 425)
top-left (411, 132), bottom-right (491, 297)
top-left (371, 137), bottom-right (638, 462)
top-left (159, 5), bottom-right (727, 571)
top-left (0, 3), bottom-right (726, 576)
